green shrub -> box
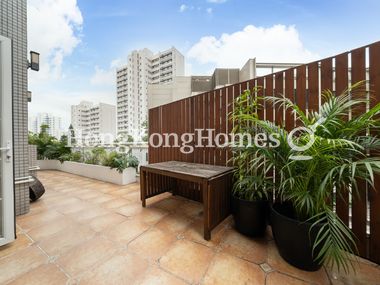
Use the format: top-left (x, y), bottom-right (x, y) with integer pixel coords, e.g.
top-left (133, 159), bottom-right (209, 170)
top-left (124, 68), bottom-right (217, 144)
top-left (58, 151), bottom-right (82, 163)
top-left (29, 125), bottom-right (71, 160)
top-left (102, 151), bottom-right (139, 173)
top-left (84, 147), bottom-right (107, 165)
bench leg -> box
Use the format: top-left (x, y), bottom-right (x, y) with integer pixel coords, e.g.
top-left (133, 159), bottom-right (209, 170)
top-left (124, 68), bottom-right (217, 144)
top-left (203, 180), bottom-right (211, 241)
top-left (141, 170), bottom-right (146, 207)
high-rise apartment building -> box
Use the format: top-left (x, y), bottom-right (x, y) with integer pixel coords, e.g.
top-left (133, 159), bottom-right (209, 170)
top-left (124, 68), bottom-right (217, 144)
top-left (148, 59), bottom-right (302, 109)
top-left (28, 113), bottom-right (63, 139)
top-left (71, 101), bottom-right (93, 137)
top-left (71, 101), bottom-right (116, 144)
top-left (116, 47), bottom-right (184, 137)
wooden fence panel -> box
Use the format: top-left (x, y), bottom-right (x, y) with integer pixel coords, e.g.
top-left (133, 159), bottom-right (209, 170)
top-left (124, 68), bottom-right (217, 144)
top-left (284, 69), bottom-right (295, 131)
top-left (320, 58), bottom-right (333, 97)
top-left (335, 52), bottom-right (350, 227)
top-left (351, 47), bottom-right (368, 257)
top-left (226, 86), bottom-right (234, 166)
top-left (146, 41), bottom-right (380, 265)
top-left (296, 65), bottom-right (306, 126)
top-left (308, 61), bottom-right (319, 113)
top-left (220, 88), bottom-right (227, 166)
top-left (215, 90), bottom-right (222, 165)
top-left (257, 77), bottom-right (264, 121)
top-left (265, 75), bottom-right (274, 123)
top-left (275, 72), bottom-right (284, 126)
top-left (369, 42), bottom-right (380, 264)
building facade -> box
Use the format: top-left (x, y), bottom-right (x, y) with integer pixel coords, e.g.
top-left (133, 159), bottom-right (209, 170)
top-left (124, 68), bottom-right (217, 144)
top-left (116, 47), bottom-right (184, 137)
top-left (71, 101), bottom-right (93, 137)
top-left (29, 113), bottom-right (63, 139)
top-left (71, 101), bottom-right (116, 144)
top-left (148, 59), bottom-right (302, 108)
top-left (1, 0), bottom-right (30, 216)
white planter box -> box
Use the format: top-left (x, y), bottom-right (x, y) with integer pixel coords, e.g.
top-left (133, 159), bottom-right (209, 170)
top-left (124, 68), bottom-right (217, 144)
top-left (37, 160), bottom-right (136, 185)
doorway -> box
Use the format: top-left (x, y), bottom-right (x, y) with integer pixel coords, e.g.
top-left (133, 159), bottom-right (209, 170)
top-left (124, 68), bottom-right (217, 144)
top-left (0, 35), bottom-right (15, 246)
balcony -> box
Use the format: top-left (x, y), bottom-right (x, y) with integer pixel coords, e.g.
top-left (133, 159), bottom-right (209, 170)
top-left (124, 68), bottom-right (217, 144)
top-left (0, 170), bottom-right (378, 284)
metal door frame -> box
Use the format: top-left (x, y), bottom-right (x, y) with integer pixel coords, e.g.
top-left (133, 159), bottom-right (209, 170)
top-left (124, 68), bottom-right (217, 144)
top-left (0, 35), bottom-right (15, 246)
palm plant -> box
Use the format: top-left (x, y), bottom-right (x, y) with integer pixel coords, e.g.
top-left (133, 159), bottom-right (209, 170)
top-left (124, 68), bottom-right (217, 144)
top-left (229, 88), bottom-right (272, 201)
top-left (239, 81), bottom-right (380, 272)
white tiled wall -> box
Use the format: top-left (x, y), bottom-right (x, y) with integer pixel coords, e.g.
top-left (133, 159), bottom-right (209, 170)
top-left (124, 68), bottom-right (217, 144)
top-left (0, 0), bottom-right (30, 215)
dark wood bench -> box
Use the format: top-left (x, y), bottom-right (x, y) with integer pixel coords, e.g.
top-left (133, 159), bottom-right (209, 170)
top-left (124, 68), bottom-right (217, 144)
top-left (140, 161), bottom-right (233, 240)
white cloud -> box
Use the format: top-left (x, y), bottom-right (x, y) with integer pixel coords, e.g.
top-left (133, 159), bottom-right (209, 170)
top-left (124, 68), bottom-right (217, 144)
top-left (187, 24), bottom-right (319, 69)
top-left (206, 8), bottom-right (213, 14)
top-left (90, 57), bottom-right (125, 87)
top-left (27, 0), bottom-right (83, 81)
top-left (207, 0), bottom-right (227, 3)
top-left (90, 66), bottom-right (115, 86)
top-left (179, 4), bottom-right (188, 12)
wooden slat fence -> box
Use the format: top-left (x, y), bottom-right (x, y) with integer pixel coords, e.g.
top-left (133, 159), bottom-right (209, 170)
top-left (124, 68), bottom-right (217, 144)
top-left (148, 41), bottom-right (380, 264)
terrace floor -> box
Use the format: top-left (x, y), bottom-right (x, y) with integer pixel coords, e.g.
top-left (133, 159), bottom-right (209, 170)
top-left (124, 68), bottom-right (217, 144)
top-left (0, 171), bottom-right (380, 284)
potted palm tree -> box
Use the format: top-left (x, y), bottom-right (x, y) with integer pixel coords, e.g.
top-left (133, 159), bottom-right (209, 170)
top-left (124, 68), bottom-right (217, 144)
top-left (229, 88), bottom-right (272, 237)
top-left (245, 82), bottom-right (380, 272)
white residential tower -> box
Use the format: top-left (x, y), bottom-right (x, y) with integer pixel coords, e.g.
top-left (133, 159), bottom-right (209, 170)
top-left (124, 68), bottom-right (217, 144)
top-left (71, 101), bottom-right (117, 144)
top-left (28, 113), bottom-right (63, 139)
top-left (116, 47), bottom-right (185, 138)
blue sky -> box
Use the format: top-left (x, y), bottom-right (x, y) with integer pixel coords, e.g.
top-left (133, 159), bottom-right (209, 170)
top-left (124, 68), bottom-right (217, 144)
top-left (27, 0), bottom-right (380, 128)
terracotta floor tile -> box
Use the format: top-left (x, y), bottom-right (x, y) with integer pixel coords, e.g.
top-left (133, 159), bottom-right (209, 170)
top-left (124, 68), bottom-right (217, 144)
top-left (183, 220), bottom-right (226, 248)
top-left (133, 207), bottom-right (169, 225)
top-left (37, 194), bottom-right (68, 206)
top-left (43, 196), bottom-right (82, 208)
top-left (27, 201), bottom-right (50, 216)
top-left (203, 253), bottom-right (266, 285)
top-left (68, 207), bottom-right (110, 223)
top-left (151, 198), bottom-right (185, 212)
top-left (0, 234), bottom-right (33, 259)
top-left (88, 194), bottom-right (115, 204)
top-left (57, 236), bottom-right (118, 277)
top-left (55, 200), bottom-right (92, 215)
top-left (123, 191), bottom-right (141, 201)
top-left (267, 241), bottom-right (330, 285)
top-left (116, 203), bottom-right (144, 217)
top-left (128, 227), bottom-right (176, 261)
top-left (266, 271), bottom-right (310, 285)
top-left (16, 210), bottom-right (64, 231)
top-left (73, 190), bottom-right (96, 200)
top-left (78, 191), bottom-right (104, 200)
top-left (39, 225), bottom-right (95, 257)
top-left (97, 186), bottom-right (118, 194)
top-left (154, 213), bottom-right (193, 234)
top-left (327, 260), bottom-right (380, 285)
top-left (104, 219), bottom-right (150, 244)
top-left (0, 246), bottom-right (48, 284)
top-left (79, 251), bottom-right (148, 285)
top-left (8, 171), bottom-right (370, 285)
top-left (58, 186), bottom-right (79, 194)
top-left (176, 201), bottom-right (203, 218)
top-left (219, 229), bottom-right (267, 264)
top-left (27, 216), bottom-right (78, 241)
top-left (8, 263), bottom-right (69, 285)
top-left (140, 266), bottom-right (188, 285)
top-left (101, 198), bottom-right (130, 209)
top-left (88, 212), bottom-right (127, 232)
top-left (110, 188), bottom-right (135, 197)
top-left (159, 239), bottom-right (214, 284)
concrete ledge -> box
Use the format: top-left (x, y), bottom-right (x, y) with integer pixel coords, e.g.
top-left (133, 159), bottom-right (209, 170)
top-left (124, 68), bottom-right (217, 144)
top-left (37, 160), bottom-right (136, 185)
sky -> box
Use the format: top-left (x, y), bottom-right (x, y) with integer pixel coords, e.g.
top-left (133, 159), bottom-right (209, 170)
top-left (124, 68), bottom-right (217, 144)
top-left (27, 0), bottom-right (380, 129)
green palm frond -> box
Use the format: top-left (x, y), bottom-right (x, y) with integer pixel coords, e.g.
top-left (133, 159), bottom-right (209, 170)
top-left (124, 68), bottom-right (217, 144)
top-left (231, 81), bottom-right (380, 272)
